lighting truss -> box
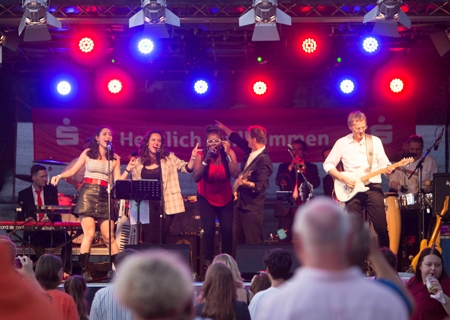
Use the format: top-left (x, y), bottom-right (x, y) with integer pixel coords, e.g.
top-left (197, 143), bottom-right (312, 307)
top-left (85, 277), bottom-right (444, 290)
top-left (363, 0), bottom-right (411, 37)
top-left (18, 0), bottom-right (62, 42)
top-left (239, 0), bottom-right (292, 41)
top-left (129, 0), bottom-right (180, 39)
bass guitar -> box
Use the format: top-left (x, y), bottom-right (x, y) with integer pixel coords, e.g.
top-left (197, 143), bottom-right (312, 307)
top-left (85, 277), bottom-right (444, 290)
top-left (334, 157), bottom-right (413, 203)
top-left (410, 195), bottom-right (449, 272)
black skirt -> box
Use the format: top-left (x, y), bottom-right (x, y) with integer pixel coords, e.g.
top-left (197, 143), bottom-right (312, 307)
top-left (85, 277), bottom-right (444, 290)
top-left (74, 184), bottom-right (117, 220)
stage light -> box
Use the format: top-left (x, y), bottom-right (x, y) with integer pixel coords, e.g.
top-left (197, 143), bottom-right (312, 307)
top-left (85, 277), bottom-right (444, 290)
top-left (194, 80), bottom-right (208, 94)
top-left (340, 79), bottom-right (355, 94)
top-left (302, 38), bottom-right (317, 54)
top-left (363, 0), bottom-right (411, 37)
top-left (239, 0), bottom-right (292, 41)
top-left (362, 36), bottom-right (379, 53)
top-left (108, 79), bottom-right (123, 94)
top-left (430, 29), bottom-right (450, 57)
top-left (0, 30), bottom-right (21, 64)
top-left (79, 37), bottom-right (94, 53)
top-left (57, 81), bottom-right (71, 95)
top-left (18, 0), bottom-right (62, 42)
top-left (253, 81), bottom-right (267, 95)
top-left (129, 0), bottom-right (180, 39)
top-left (138, 38), bottom-right (154, 54)
top-left (390, 78), bottom-right (403, 93)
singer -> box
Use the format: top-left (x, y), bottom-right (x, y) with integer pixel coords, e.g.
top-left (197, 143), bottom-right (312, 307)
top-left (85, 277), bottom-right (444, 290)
top-left (193, 125), bottom-right (240, 267)
top-left (51, 126), bottom-right (130, 280)
top-left (275, 139), bottom-right (320, 243)
top-left (125, 130), bottom-right (198, 244)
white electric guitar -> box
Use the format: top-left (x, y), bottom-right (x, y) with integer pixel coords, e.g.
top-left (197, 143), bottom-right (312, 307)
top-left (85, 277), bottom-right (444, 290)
top-left (334, 157), bottom-right (414, 203)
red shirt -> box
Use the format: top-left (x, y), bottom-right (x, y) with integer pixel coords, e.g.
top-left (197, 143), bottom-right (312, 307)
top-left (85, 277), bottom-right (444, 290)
top-left (197, 151), bottom-right (233, 207)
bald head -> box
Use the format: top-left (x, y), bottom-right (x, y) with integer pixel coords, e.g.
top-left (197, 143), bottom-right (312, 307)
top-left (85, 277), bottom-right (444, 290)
top-left (294, 197), bottom-right (350, 256)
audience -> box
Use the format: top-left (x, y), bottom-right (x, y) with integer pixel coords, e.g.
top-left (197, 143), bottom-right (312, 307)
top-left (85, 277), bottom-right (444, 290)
top-left (35, 254), bottom-right (79, 320)
top-left (259, 197), bottom-right (409, 320)
top-left (195, 263), bottom-right (250, 320)
top-left (115, 250), bottom-right (194, 320)
top-left (407, 247), bottom-right (450, 320)
top-left (90, 249), bottom-right (138, 320)
top-left (64, 275), bottom-right (89, 320)
top-left (249, 273), bottom-right (271, 297)
top-left (248, 248), bottom-right (292, 319)
top-left (212, 253), bottom-right (253, 305)
top-left (0, 236), bottom-right (61, 320)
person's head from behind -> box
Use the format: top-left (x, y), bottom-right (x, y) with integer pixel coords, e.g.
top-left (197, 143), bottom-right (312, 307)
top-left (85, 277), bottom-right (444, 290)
top-left (250, 273), bottom-right (271, 295)
top-left (115, 250), bottom-right (193, 320)
top-left (35, 254), bottom-right (63, 290)
top-left (263, 248), bottom-right (292, 281)
top-left (31, 164), bottom-right (48, 189)
top-left (114, 248), bottom-right (138, 273)
top-left (347, 213), bottom-right (370, 270)
top-left (0, 235), bottom-right (16, 270)
top-left (416, 247), bottom-right (447, 283)
top-left (201, 263), bottom-right (236, 320)
top-left (212, 253), bottom-right (244, 289)
top-left (379, 247), bottom-right (397, 271)
top-left (64, 275), bottom-right (88, 320)
top-left (294, 197), bottom-right (351, 265)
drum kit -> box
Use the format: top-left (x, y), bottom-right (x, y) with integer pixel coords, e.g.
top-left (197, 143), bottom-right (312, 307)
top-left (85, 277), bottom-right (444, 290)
top-left (384, 180), bottom-right (434, 256)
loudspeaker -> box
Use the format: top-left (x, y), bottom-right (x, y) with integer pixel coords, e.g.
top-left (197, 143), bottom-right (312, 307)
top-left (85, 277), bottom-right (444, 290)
top-left (170, 201), bottom-right (202, 235)
top-left (124, 244), bottom-right (191, 270)
top-left (433, 174), bottom-right (450, 218)
top-left (235, 244), bottom-right (300, 280)
top-left (166, 234), bottom-right (201, 277)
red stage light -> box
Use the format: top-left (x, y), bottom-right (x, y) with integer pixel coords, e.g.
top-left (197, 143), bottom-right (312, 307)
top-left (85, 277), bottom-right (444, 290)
top-left (253, 81), bottom-right (267, 95)
top-left (108, 79), bottom-right (123, 94)
top-left (302, 38), bottom-right (317, 54)
top-left (79, 37), bottom-right (94, 53)
top-left (70, 29), bottom-right (108, 66)
top-left (95, 67), bottom-right (135, 107)
top-left (390, 78), bottom-right (404, 93)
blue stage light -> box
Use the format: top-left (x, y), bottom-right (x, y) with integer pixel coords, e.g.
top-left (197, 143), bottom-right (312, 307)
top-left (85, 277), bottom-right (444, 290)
top-left (57, 81), bottom-right (71, 95)
top-left (138, 38), bottom-right (154, 54)
top-left (362, 36), bottom-right (379, 53)
top-left (194, 80), bottom-right (208, 94)
top-left (340, 79), bottom-right (355, 94)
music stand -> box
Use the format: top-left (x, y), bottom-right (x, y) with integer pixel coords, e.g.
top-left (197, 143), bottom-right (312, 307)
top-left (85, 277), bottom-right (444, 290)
top-left (115, 179), bottom-right (161, 244)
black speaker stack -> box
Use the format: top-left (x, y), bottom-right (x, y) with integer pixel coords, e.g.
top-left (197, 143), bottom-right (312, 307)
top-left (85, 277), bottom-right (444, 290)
top-left (433, 173), bottom-right (450, 219)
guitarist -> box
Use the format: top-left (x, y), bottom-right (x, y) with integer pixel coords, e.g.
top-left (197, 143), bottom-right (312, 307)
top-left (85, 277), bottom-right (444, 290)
top-left (323, 110), bottom-right (395, 248)
top-left (216, 121), bottom-right (273, 245)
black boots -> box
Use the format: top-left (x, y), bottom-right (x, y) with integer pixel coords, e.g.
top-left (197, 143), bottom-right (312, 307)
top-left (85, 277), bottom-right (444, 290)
top-left (79, 253), bottom-right (92, 281)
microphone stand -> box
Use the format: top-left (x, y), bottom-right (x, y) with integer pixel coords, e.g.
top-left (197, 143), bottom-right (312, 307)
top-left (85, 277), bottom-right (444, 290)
top-left (156, 151), bottom-right (164, 245)
top-left (106, 145), bottom-right (113, 278)
top-left (287, 147), bottom-right (313, 203)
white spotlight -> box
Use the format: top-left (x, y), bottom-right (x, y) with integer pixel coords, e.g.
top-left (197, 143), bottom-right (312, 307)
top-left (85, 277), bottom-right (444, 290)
top-left (363, 0), bottom-right (411, 37)
top-left (18, 0), bottom-right (62, 42)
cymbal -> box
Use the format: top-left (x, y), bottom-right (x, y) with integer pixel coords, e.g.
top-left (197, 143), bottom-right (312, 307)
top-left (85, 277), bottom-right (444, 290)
top-left (15, 174), bottom-right (32, 182)
top-left (34, 159), bottom-right (66, 165)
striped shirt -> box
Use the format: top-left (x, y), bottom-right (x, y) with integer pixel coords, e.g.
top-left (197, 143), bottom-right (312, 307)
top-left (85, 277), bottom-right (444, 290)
top-left (90, 284), bottom-right (136, 320)
top-left (85, 158), bottom-right (115, 181)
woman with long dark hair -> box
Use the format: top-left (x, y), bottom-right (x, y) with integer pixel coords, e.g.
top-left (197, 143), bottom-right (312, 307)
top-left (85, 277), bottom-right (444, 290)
top-left (195, 263), bottom-right (250, 320)
top-left (52, 126), bottom-right (130, 280)
top-left (193, 125), bottom-right (239, 266)
top-left (64, 275), bottom-right (89, 320)
top-left (126, 130), bottom-right (198, 244)
top-left (407, 247), bottom-right (450, 319)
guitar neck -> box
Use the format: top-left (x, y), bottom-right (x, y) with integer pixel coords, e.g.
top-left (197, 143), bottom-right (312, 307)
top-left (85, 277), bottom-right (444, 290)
top-left (359, 161), bottom-right (403, 183)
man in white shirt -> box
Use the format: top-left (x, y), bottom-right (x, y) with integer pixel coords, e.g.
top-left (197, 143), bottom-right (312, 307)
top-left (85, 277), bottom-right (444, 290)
top-left (323, 110), bottom-right (394, 248)
top-left (259, 197), bottom-right (409, 320)
top-left (248, 248), bottom-right (292, 319)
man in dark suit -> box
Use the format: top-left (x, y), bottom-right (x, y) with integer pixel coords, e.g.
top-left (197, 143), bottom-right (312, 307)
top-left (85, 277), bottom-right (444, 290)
top-left (216, 121), bottom-right (273, 244)
top-left (275, 139), bottom-right (320, 243)
top-left (17, 164), bottom-right (72, 273)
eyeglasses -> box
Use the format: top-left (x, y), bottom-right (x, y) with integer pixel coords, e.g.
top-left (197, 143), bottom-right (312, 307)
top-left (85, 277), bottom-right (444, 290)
top-left (353, 126), bottom-right (367, 132)
top-left (207, 139), bottom-right (221, 144)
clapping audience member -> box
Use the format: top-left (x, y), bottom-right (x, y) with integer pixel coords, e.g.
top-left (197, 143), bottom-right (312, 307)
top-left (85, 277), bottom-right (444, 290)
top-left (407, 247), bottom-right (450, 320)
top-left (90, 249), bottom-right (138, 320)
top-left (248, 248), bottom-right (292, 319)
top-left (195, 263), bottom-right (250, 320)
top-left (115, 250), bottom-right (194, 320)
top-left (249, 273), bottom-right (271, 297)
top-left (259, 197), bottom-right (409, 320)
top-left (212, 253), bottom-right (252, 305)
top-left (64, 275), bottom-right (89, 320)
top-left (35, 254), bottom-right (79, 320)
top-left (0, 236), bottom-right (60, 320)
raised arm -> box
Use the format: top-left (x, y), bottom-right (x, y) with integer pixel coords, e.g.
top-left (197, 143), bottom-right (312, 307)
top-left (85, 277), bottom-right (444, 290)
top-left (51, 150), bottom-right (88, 186)
top-left (215, 120), bottom-right (233, 136)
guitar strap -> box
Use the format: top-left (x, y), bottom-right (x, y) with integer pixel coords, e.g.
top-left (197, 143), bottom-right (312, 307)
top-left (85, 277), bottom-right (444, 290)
top-left (365, 134), bottom-right (373, 171)
top-left (233, 152), bottom-right (267, 194)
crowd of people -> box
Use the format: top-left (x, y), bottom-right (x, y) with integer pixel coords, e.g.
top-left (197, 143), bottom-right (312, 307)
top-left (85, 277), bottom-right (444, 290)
top-left (7, 109), bottom-right (448, 319)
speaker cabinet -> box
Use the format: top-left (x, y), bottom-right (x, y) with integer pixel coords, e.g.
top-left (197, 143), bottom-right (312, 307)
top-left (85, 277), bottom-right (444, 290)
top-left (125, 244), bottom-right (191, 271)
top-left (235, 244), bottom-right (300, 280)
top-left (170, 201), bottom-right (202, 235)
top-left (167, 234), bottom-right (201, 277)
top-left (433, 173), bottom-right (450, 218)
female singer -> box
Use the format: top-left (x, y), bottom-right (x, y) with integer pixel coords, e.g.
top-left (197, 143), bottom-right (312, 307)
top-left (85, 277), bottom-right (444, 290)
top-left (193, 126), bottom-right (239, 266)
top-left (51, 126), bottom-right (130, 280)
top-left (126, 130), bottom-right (198, 244)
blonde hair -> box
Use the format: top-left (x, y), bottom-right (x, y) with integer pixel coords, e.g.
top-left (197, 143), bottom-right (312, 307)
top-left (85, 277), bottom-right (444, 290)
top-left (212, 254), bottom-right (244, 289)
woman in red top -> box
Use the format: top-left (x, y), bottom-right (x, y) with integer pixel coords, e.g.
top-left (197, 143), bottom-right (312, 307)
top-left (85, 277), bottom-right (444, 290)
top-left (193, 125), bottom-right (240, 266)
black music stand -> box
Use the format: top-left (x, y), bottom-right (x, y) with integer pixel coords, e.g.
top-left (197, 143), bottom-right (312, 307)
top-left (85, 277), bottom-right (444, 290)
top-left (115, 179), bottom-right (161, 244)
top-left (274, 191), bottom-right (296, 241)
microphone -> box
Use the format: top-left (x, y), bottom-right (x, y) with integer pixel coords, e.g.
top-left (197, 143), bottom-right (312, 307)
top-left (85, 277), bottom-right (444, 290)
top-left (209, 147), bottom-right (216, 157)
top-left (434, 128), bottom-right (444, 151)
top-left (106, 141), bottom-right (112, 151)
top-left (287, 144), bottom-right (293, 151)
top-left (155, 148), bottom-right (161, 163)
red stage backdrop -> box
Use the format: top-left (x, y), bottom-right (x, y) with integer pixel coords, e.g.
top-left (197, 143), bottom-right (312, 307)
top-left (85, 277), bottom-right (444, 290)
top-left (32, 107), bottom-right (415, 164)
